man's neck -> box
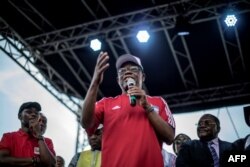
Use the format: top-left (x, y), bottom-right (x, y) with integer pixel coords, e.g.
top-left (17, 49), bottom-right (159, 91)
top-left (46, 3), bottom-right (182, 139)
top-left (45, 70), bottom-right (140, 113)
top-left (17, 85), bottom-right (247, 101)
top-left (21, 125), bottom-right (30, 133)
top-left (200, 136), bottom-right (218, 142)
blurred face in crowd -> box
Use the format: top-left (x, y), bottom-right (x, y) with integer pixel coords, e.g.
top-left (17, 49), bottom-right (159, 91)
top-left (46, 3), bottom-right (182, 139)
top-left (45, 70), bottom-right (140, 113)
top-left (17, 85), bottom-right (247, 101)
top-left (173, 134), bottom-right (191, 155)
top-left (38, 113), bottom-right (47, 135)
top-left (56, 156), bottom-right (65, 167)
top-left (197, 114), bottom-right (220, 141)
top-left (88, 128), bottom-right (103, 151)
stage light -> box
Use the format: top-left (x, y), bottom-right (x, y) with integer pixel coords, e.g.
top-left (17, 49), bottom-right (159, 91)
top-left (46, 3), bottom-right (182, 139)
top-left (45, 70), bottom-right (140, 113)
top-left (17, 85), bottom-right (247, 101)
top-left (136, 30), bottom-right (150, 43)
top-left (224, 14), bottom-right (237, 27)
top-left (175, 15), bottom-right (190, 36)
top-left (90, 39), bottom-right (101, 51)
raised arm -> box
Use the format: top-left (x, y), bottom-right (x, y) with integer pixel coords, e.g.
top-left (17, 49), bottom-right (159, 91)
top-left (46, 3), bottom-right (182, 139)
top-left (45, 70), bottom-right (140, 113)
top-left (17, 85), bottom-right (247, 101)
top-left (29, 119), bottom-right (56, 167)
top-left (81, 52), bottom-right (109, 129)
top-left (37, 138), bottom-right (56, 167)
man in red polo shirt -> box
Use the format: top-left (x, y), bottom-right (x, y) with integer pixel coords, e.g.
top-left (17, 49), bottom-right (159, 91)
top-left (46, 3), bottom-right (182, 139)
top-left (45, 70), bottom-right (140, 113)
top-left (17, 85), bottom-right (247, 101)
top-left (0, 102), bottom-right (56, 167)
top-left (81, 52), bottom-right (176, 167)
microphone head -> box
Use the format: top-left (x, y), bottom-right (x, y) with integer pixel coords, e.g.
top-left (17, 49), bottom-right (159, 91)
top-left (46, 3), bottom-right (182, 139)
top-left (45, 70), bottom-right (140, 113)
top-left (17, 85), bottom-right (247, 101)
top-left (127, 78), bottom-right (136, 106)
top-left (127, 78), bottom-right (135, 87)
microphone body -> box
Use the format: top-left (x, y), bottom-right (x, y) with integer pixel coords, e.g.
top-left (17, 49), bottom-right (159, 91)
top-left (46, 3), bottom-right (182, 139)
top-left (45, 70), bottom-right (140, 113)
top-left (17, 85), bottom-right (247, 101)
top-left (127, 78), bottom-right (136, 106)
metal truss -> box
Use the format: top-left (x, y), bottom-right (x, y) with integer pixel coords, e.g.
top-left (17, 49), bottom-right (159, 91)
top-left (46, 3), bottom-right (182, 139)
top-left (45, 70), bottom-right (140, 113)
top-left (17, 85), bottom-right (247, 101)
top-left (20, 0), bottom-right (250, 90)
top-left (23, 0), bottom-right (250, 55)
top-left (8, 0), bottom-right (56, 33)
top-left (4, 0), bottom-right (249, 91)
top-left (216, 18), bottom-right (246, 79)
top-left (80, 0), bottom-right (111, 19)
top-left (164, 82), bottom-right (250, 111)
top-left (163, 28), bottom-right (199, 89)
top-left (0, 17), bottom-right (82, 117)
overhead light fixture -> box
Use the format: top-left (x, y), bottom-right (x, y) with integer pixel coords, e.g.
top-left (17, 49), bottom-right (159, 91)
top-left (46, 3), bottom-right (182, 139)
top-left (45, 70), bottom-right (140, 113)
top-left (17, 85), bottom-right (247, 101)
top-left (136, 30), bottom-right (150, 43)
top-left (224, 14), bottom-right (237, 27)
top-left (224, 4), bottom-right (238, 27)
top-left (90, 39), bottom-right (102, 51)
top-left (175, 15), bottom-right (190, 36)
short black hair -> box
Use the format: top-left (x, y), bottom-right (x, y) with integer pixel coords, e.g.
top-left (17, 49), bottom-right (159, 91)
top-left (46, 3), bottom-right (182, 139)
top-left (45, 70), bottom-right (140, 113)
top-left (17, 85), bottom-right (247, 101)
top-left (18, 102), bottom-right (41, 116)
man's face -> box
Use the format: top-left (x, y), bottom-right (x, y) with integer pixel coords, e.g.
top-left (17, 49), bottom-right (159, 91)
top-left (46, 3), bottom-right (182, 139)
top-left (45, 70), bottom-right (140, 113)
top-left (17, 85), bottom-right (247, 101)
top-left (19, 107), bottom-right (39, 128)
top-left (39, 113), bottom-right (47, 135)
top-left (88, 129), bottom-right (102, 151)
top-left (117, 62), bottom-right (144, 92)
top-left (173, 134), bottom-right (191, 155)
top-left (197, 115), bottom-right (219, 141)
top-left (56, 156), bottom-right (65, 167)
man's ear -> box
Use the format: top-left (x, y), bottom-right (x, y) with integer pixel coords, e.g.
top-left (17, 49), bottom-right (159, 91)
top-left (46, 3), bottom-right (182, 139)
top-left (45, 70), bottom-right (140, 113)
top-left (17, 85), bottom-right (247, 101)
top-left (117, 76), bottom-right (119, 84)
top-left (142, 73), bottom-right (146, 82)
top-left (215, 124), bottom-right (220, 133)
top-left (217, 125), bottom-right (221, 133)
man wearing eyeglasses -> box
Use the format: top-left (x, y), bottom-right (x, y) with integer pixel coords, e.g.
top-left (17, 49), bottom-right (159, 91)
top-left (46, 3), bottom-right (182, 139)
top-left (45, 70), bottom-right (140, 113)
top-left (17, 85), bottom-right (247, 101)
top-left (176, 114), bottom-right (232, 167)
top-left (81, 52), bottom-right (175, 167)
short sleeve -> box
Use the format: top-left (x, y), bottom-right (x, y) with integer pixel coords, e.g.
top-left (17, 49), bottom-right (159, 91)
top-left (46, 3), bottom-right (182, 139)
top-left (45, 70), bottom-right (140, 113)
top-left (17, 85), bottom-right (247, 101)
top-left (85, 98), bottom-right (106, 135)
top-left (0, 133), bottom-right (12, 151)
top-left (159, 97), bottom-right (176, 129)
top-left (44, 138), bottom-right (56, 156)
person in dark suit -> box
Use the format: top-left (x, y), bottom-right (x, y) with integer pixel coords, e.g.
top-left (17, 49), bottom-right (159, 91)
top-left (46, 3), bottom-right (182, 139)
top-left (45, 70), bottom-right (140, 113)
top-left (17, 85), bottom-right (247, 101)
top-left (176, 114), bottom-right (232, 167)
top-left (232, 106), bottom-right (250, 151)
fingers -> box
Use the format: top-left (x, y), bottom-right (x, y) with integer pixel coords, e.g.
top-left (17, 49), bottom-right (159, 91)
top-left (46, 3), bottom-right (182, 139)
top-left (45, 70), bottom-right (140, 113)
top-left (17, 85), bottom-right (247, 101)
top-left (127, 87), bottom-right (145, 96)
top-left (95, 51), bottom-right (109, 72)
top-left (128, 87), bottom-right (149, 108)
top-left (28, 119), bottom-right (36, 128)
top-left (97, 51), bottom-right (108, 64)
top-left (29, 118), bottom-right (42, 134)
top-left (90, 51), bottom-right (110, 85)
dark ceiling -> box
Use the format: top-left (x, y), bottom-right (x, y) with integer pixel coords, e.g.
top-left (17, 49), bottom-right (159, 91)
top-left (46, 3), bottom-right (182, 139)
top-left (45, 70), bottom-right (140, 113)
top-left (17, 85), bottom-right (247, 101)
top-left (0, 0), bottom-right (250, 114)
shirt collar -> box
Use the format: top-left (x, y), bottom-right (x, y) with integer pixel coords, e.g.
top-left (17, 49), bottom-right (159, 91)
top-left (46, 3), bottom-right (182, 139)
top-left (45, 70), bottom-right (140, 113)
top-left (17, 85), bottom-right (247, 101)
top-left (209, 138), bottom-right (219, 146)
top-left (18, 128), bottom-right (30, 136)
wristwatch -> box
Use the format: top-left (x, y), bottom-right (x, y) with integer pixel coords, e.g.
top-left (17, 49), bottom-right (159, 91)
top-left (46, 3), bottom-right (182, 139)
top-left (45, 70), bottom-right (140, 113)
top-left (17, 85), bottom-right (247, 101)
top-left (145, 105), bottom-right (154, 113)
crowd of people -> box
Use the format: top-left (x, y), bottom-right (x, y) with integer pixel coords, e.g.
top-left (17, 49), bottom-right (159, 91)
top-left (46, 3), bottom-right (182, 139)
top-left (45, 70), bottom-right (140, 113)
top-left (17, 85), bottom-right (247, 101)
top-left (0, 52), bottom-right (249, 167)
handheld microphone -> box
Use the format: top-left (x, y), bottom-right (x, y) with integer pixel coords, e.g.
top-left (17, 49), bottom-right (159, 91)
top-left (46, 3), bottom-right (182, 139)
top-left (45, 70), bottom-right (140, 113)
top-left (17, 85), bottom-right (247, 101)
top-left (127, 78), bottom-right (136, 106)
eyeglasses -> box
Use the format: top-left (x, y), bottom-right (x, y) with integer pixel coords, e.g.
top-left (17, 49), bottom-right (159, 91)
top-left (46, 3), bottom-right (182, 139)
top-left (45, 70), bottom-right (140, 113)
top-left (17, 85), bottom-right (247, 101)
top-left (196, 120), bottom-right (217, 127)
top-left (118, 66), bottom-right (141, 75)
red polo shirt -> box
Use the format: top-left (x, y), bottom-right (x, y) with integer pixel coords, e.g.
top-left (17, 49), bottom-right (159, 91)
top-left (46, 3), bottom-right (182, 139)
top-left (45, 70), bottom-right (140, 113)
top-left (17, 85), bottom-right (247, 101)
top-left (87, 94), bottom-right (176, 167)
top-left (0, 129), bottom-right (55, 158)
